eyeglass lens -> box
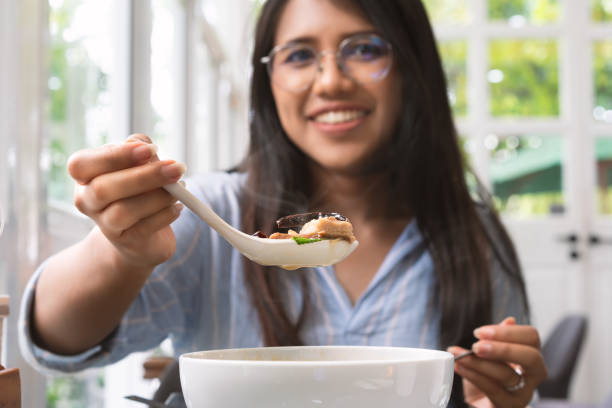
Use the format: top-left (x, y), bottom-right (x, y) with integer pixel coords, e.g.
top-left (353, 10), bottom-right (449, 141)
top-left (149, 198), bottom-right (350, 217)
top-left (268, 35), bottom-right (392, 92)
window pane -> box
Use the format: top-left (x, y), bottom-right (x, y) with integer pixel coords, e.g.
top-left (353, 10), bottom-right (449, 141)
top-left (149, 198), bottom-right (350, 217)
top-left (48, 0), bottom-right (116, 202)
top-left (593, 0), bottom-right (612, 22)
top-left (438, 41), bottom-right (468, 117)
top-left (489, 134), bottom-right (564, 216)
top-left (151, 0), bottom-right (183, 161)
top-left (46, 374), bottom-right (104, 408)
top-left (488, 0), bottom-right (561, 24)
top-left (594, 41), bottom-right (612, 123)
top-left (489, 40), bottom-right (559, 117)
top-left (422, 0), bottom-right (471, 24)
top-left (596, 137), bottom-right (612, 215)
top-left (46, 0), bottom-right (114, 404)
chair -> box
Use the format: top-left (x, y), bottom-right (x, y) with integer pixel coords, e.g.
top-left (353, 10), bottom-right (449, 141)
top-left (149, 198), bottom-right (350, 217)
top-left (601, 390), bottom-right (612, 408)
top-left (538, 315), bottom-right (588, 400)
top-left (532, 389), bottom-right (612, 408)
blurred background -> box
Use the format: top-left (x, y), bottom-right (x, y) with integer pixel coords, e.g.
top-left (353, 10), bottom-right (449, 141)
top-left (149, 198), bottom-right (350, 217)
top-left (1, 0), bottom-right (612, 406)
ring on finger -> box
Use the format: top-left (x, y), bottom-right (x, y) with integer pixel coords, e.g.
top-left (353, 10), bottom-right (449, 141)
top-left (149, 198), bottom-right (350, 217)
top-left (505, 367), bottom-right (526, 392)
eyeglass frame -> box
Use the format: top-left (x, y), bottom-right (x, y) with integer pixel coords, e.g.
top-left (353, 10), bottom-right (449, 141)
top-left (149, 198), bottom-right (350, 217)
top-left (260, 33), bottom-right (394, 92)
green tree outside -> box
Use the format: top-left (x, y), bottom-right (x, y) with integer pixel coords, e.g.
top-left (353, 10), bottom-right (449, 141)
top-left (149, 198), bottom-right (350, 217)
top-left (423, 0), bottom-right (471, 24)
top-left (593, 0), bottom-right (612, 21)
top-left (489, 40), bottom-right (559, 117)
top-left (488, 0), bottom-right (561, 23)
top-left (594, 41), bottom-right (612, 113)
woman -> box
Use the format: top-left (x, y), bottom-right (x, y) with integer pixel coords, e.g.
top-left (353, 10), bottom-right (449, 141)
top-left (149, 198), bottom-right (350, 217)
top-left (20, 0), bottom-right (547, 407)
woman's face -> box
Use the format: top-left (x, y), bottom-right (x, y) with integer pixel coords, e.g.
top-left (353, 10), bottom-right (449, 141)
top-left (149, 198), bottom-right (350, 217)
top-left (270, 0), bottom-right (403, 176)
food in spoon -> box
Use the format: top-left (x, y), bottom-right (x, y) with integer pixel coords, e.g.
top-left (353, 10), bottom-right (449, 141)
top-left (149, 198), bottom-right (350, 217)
top-left (165, 180), bottom-right (357, 268)
top-left (262, 212), bottom-right (355, 244)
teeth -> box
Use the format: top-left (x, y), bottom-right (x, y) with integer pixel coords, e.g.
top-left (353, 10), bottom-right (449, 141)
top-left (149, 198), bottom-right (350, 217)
top-left (314, 110), bottom-right (366, 124)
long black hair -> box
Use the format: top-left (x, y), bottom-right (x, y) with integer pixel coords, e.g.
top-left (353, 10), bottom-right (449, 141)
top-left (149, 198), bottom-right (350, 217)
top-left (240, 0), bottom-right (529, 403)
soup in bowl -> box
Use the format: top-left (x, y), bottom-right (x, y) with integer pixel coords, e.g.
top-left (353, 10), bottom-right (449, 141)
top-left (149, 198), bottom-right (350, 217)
top-left (179, 345), bottom-right (454, 408)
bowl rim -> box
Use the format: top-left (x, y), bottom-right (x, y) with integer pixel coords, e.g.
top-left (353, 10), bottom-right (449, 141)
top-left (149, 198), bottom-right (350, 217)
top-left (179, 345), bottom-right (453, 366)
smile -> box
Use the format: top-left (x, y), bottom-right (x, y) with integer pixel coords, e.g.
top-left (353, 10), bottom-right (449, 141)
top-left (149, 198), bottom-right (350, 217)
top-left (312, 110), bottom-right (368, 124)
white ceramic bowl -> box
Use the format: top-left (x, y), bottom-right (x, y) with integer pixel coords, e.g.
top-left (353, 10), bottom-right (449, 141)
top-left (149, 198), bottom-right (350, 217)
top-left (179, 346), bottom-right (454, 408)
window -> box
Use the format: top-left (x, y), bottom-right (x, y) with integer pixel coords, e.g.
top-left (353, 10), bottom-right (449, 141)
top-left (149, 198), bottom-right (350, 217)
top-left (1, 0), bottom-right (255, 406)
top-left (48, 0), bottom-right (125, 204)
top-left (593, 0), bottom-right (612, 22)
top-left (5, 0), bottom-right (612, 406)
top-left (423, 0), bottom-right (611, 218)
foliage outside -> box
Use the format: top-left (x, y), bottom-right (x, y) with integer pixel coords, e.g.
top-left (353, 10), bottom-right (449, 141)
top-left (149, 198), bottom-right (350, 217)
top-left (594, 42), bottom-right (612, 118)
top-left (592, 0), bottom-right (612, 21)
top-left (46, 0), bottom-right (109, 406)
top-left (423, 0), bottom-right (471, 24)
top-left (48, 0), bottom-right (110, 202)
top-left (46, 374), bottom-right (104, 408)
top-left (489, 40), bottom-right (559, 117)
top-left (488, 0), bottom-right (561, 23)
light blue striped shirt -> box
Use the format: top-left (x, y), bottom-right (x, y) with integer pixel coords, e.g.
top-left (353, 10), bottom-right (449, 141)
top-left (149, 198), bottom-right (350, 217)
top-left (19, 171), bottom-right (527, 375)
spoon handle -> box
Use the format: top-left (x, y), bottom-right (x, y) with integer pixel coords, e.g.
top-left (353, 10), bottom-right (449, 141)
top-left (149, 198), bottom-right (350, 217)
top-left (164, 182), bottom-right (250, 245)
top-left (454, 350), bottom-right (475, 361)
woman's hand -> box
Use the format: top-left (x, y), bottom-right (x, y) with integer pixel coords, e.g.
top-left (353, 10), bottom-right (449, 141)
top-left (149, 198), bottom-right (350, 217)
top-left (68, 134), bottom-right (186, 270)
top-left (447, 317), bottom-right (548, 408)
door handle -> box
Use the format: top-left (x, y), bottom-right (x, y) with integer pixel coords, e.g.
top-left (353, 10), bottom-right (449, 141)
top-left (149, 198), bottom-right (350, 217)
top-left (557, 233), bottom-right (579, 243)
top-left (588, 234), bottom-right (612, 246)
top-left (557, 233), bottom-right (580, 261)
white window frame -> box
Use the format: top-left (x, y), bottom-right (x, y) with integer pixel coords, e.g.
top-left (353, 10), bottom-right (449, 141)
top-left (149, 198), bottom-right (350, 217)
top-left (433, 1), bottom-right (612, 402)
top-left (434, 0), bottom-right (612, 220)
top-left (105, 0), bottom-right (252, 404)
top-left (1, 0), bottom-right (51, 407)
top-left (1, 0), bottom-right (252, 405)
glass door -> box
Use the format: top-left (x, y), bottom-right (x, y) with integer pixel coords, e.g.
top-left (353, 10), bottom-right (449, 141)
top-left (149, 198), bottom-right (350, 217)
top-left (425, 0), bottom-right (612, 402)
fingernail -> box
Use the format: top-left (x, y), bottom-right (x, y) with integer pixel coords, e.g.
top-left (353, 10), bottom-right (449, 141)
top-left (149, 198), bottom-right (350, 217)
top-left (173, 203), bottom-right (184, 214)
top-left (133, 144), bottom-right (158, 162)
top-left (161, 161), bottom-right (186, 179)
top-left (473, 342), bottom-right (492, 356)
top-left (474, 327), bottom-right (495, 339)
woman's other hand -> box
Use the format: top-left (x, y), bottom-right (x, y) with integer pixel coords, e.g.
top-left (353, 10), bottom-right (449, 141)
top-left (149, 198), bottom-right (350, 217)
top-left (448, 317), bottom-right (548, 408)
top-left (68, 133), bottom-right (185, 270)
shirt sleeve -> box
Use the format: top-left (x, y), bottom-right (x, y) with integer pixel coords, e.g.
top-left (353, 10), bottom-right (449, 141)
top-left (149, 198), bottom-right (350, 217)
top-left (18, 203), bottom-right (207, 374)
top-left (18, 172), bottom-right (244, 374)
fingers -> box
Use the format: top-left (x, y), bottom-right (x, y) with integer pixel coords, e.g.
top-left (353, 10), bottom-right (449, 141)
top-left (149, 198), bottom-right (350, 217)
top-left (448, 318), bottom-right (548, 407)
top-left (471, 339), bottom-right (547, 382)
top-left (119, 202), bottom-right (184, 243)
top-left (449, 346), bottom-right (535, 407)
top-left (68, 137), bottom-right (158, 185)
top-left (74, 160), bottom-right (186, 214)
top-left (126, 133), bottom-right (153, 144)
top-left (474, 321), bottom-right (541, 348)
top-left (126, 133), bottom-right (161, 163)
top-left (449, 347), bottom-right (521, 389)
top-left (99, 189), bottom-right (178, 236)
top-left (454, 361), bottom-right (531, 408)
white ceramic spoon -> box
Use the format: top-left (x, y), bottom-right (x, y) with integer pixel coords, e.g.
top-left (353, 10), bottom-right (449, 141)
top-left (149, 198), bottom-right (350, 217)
top-left (163, 182), bottom-right (359, 269)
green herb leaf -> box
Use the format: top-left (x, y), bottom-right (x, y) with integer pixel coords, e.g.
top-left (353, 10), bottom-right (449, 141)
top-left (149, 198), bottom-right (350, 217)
top-left (292, 236), bottom-right (322, 245)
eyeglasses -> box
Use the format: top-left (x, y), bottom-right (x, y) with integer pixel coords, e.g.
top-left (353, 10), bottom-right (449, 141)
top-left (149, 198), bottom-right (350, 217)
top-left (260, 33), bottom-right (393, 93)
